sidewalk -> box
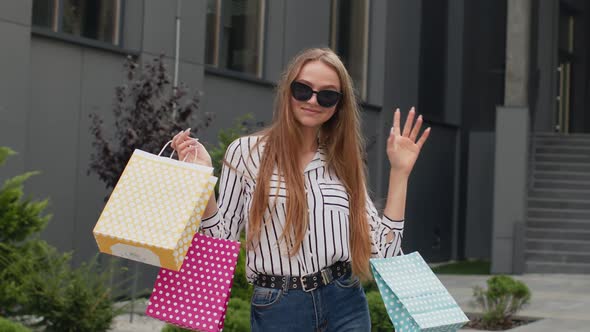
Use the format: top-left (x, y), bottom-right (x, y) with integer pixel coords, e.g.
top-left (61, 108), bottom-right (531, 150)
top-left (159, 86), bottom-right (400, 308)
top-left (110, 273), bottom-right (590, 331)
top-left (442, 274), bottom-right (590, 332)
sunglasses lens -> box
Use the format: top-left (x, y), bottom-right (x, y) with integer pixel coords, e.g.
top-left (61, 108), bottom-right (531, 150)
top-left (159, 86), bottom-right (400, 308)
top-left (317, 90), bottom-right (341, 108)
top-left (290, 81), bottom-right (342, 107)
top-left (291, 82), bottom-right (313, 102)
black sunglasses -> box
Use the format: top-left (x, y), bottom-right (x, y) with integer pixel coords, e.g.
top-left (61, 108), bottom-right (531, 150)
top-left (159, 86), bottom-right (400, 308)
top-left (290, 81), bottom-right (342, 108)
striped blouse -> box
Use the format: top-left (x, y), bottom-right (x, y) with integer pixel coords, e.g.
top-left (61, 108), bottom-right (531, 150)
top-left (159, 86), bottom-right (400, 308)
top-left (201, 136), bottom-right (404, 282)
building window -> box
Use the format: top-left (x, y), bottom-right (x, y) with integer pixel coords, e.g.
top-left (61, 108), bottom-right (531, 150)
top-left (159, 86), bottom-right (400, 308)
top-left (32, 0), bottom-right (123, 46)
top-left (556, 5), bottom-right (575, 133)
top-left (206, 0), bottom-right (266, 77)
top-left (331, 0), bottom-right (370, 100)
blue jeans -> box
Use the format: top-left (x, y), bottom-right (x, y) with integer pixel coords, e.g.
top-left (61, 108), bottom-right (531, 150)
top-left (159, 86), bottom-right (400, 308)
top-left (250, 271), bottom-right (371, 331)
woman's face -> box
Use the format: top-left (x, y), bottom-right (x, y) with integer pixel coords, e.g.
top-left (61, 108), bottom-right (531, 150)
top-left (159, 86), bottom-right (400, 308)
top-left (290, 60), bottom-right (341, 131)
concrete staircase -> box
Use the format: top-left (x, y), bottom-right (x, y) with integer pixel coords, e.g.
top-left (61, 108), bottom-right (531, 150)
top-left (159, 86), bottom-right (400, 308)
top-left (525, 133), bottom-right (590, 273)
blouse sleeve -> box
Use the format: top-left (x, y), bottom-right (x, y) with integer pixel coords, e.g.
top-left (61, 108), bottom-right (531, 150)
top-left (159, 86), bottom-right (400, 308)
top-left (366, 194), bottom-right (405, 258)
top-left (200, 138), bottom-right (247, 241)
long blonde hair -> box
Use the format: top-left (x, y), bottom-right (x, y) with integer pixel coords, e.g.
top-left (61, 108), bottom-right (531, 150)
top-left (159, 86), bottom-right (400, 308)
top-left (247, 48), bottom-right (372, 278)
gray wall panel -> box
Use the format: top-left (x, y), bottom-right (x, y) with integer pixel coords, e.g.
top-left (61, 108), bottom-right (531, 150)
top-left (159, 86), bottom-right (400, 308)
top-left (142, 0), bottom-right (177, 56)
top-left (465, 131), bottom-right (494, 259)
top-left (444, 0), bottom-right (463, 126)
top-left (202, 74), bottom-right (275, 144)
top-left (29, 38), bottom-right (83, 254)
top-left (403, 125), bottom-right (458, 262)
top-left (283, 0), bottom-right (332, 64)
top-left (121, 0), bottom-right (144, 51)
top-left (367, 0), bottom-right (387, 106)
top-left (491, 107), bottom-right (529, 273)
top-left (0, 0), bottom-right (31, 25)
top-left (178, 61), bottom-right (205, 95)
top-left (362, 108), bottom-right (384, 199)
top-left (383, 0), bottom-right (421, 111)
top-left (73, 49), bottom-right (128, 265)
top-left (179, 0), bottom-right (206, 64)
top-left (0, 20), bottom-right (31, 176)
top-left (264, 0), bottom-right (286, 82)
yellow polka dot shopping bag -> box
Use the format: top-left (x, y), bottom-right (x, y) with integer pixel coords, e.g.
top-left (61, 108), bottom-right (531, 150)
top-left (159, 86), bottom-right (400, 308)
top-left (145, 232), bottom-right (240, 331)
top-left (370, 252), bottom-right (469, 332)
top-left (93, 146), bottom-right (217, 271)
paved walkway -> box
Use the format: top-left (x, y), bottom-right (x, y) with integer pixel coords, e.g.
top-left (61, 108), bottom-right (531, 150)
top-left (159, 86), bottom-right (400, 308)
top-left (442, 274), bottom-right (590, 331)
top-left (111, 273), bottom-right (590, 331)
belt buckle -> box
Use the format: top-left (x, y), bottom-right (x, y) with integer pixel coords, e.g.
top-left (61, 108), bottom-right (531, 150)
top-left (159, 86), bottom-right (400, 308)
top-left (301, 275), bottom-right (318, 292)
top-left (321, 267), bottom-right (333, 285)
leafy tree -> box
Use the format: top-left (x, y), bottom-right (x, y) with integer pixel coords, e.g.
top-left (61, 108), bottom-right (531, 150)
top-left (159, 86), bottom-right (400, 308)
top-left (88, 55), bottom-right (213, 195)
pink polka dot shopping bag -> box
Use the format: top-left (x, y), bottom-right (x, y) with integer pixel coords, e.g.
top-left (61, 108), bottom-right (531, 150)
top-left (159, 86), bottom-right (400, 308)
top-left (146, 232), bottom-right (240, 331)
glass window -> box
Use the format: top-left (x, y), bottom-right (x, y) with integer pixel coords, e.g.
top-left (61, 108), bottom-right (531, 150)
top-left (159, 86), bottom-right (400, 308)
top-left (206, 0), bottom-right (265, 77)
top-left (331, 0), bottom-right (370, 99)
top-left (32, 0), bottom-right (58, 30)
top-left (32, 0), bottom-right (122, 46)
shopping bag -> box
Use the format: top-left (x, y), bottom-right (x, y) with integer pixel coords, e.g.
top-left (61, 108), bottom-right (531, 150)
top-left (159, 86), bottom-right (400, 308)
top-left (370, 252), bottom-right (469, 332)
top-left (146, 232), bottom-right (241, 332)
top-left (93, 143), bottom-right (217, 271)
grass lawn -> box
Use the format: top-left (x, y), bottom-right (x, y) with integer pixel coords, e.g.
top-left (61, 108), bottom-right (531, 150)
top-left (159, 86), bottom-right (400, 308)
top-left (431, 260), bottom-right (490, 275)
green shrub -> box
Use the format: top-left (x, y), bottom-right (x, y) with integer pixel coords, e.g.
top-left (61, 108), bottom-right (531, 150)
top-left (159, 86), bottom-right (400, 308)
top-left (366, 290), bottom-right (394, 331)
top-left (161, 324), bottom-right (192, 332)
top-left (0, 147), bottom-right (50, 245)
top-left (161, 297), bottom-right (251, 332)
top-left (472, 275), bottom-right (531, 329)
top-left (0, 317), bottom-right (31, 332)
top-left (223, 297), bottom-right (250, 332)
top-left (0, 147), bottom-right (125, 331)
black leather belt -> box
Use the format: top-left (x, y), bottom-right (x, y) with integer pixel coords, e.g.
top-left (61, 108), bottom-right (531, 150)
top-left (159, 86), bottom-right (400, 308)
top-left (253, 261), bottom-right (351, 292)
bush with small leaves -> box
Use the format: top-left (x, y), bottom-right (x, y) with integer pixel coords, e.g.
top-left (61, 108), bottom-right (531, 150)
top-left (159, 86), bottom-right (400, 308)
top-left (0, 317), bottom-right (31, 332)
top-left (366, 290), bottom-right (394, 331)
top-left (472, 275), bottom-right (531, 329)
top-left (0, 147), bottom-right (126, 331)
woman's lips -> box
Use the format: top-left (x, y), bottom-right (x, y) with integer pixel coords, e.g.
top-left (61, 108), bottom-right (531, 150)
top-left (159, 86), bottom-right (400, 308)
top-left (302, 107), bottom-right (321, 114)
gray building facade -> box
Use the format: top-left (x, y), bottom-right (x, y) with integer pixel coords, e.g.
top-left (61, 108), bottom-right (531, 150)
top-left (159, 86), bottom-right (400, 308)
top-left (1, 0), bottom-right (588, 290)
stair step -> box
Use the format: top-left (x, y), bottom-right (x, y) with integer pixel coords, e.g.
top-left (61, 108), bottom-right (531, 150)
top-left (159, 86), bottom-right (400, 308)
top-left (534, 162), bottom-right (590, 173)
top-left (534, 133), bottom-right (590, 140)
top-left (526, 239), bottom-right (590, 252)
top-left (526, 228), bottom-right (590, 241)
top-left (533, 179), bottom-right (590, 190)
top-left (528, 207), bottom-right (590, 219)
top-left (527, 198), bottom-right (590, 210)
top-left (535, 146), bottom-right (590, 154)
top-left (527, 218), bottom-right (590, 231)
top-left (535, 153), bottom-right (590, 163)
top-left (535, 139), bottom-right (590, 147)
top-left (533, 171), bottom-right (590, 182)
top-left (528, 188), bottom-right (590, 200)
top-left (525, 250), bottom-right (590, 264)
top-left (525, 261), bottom-right (590, 273)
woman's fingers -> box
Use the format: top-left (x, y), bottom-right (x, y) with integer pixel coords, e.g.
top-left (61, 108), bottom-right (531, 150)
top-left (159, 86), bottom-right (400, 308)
top-left (392, 108), bottom-right (401, 137)
top-left (178, 138), bottom-right (198, 151)
top-left (416, 127), bottom-right (431, 149)
top-left (402, 107), bottom-right (415, 137)
top-left (409, 115), bottom-right (423, 142)
top-left (171, 130), bottom-right (183, 149)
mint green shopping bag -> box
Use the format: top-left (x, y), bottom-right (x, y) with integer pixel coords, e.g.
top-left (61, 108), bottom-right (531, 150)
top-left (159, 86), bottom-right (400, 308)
top-left (370, 252), bottom-right (469, 332)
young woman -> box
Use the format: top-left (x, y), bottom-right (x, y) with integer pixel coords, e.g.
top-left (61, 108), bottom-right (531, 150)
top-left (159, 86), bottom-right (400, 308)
top-left (171, 48), bottom-right (430, 331)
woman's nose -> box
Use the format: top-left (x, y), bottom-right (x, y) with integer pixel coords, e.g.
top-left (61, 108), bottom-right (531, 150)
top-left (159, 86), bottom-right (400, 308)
top-left (307, 92), bottom-right (319, 106)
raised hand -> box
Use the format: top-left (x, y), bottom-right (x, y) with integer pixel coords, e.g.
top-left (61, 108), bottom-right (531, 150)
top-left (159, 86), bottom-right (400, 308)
top-left (387, 107), bottom-right (431, 176)
top-left (170, 128), bottom-right (212, 167)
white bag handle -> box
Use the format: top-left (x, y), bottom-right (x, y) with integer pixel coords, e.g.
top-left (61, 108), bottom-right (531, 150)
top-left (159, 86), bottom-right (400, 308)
top-left (158, 140), bottom-right (198, 163)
